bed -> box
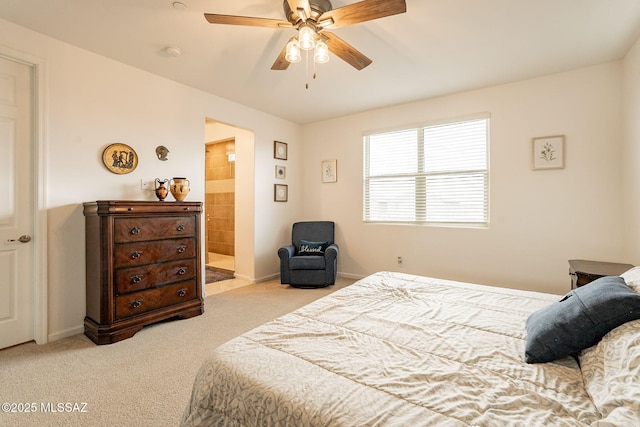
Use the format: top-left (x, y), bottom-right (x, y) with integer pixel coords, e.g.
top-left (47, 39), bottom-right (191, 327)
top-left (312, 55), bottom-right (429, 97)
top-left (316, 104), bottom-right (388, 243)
top-left (182, 271), bottom-right (640, 426)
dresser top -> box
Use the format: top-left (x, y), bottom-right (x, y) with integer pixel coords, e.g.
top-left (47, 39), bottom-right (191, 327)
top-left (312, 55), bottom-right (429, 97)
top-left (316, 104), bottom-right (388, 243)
top-left (83, 200), bottom-right (202, 216)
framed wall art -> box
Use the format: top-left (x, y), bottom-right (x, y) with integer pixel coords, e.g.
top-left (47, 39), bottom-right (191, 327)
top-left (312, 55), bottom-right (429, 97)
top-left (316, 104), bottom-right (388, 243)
top-left (274, 184), bottom-right (288, 202)
top-left (532, 135), bottom-right (565, 170)
top-left (321, 159), bottom-right (337, 183)
top-left (274, 141), bottom-right (288, 160)
top-left (275, 165), bottom-right (286, 179)
top-left (102, 143), bottom-right (138, 174)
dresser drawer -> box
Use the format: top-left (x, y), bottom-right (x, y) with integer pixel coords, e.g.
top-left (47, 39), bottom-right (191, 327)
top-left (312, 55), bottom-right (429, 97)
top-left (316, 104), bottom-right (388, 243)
top-left (115, 281), bottom-right (197, 320)
top-left (114, 216), bottom-right (195, 243)
top-left (114, 237), bottom-right (196, 268)
top-left (115, 258), bottom-right (197, 294)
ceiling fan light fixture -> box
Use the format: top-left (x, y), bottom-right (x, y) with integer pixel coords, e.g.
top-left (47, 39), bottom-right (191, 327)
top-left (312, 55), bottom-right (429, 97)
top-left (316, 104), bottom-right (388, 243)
top-left (204, 0), bottom-right (408, 72)
top-left (285, 39), bottom-right (301, 63)
top-left (298, 25), bottom-right (316, 50)
top-left (314, 41), bottom-right (329, 63)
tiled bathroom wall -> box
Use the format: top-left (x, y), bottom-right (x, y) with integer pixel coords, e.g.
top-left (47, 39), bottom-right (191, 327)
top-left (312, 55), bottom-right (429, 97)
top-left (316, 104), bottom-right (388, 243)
top-left (205, 140), bottom-right (235, 256)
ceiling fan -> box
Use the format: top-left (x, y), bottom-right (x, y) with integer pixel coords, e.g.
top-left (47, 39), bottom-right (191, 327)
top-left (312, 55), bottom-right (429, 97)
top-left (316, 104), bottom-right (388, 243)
top-left (204, 0), bottom-right (407, 71)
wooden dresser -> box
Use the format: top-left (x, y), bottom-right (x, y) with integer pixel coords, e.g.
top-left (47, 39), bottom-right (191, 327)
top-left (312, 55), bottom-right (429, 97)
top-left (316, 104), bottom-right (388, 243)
top-left (83, 200), bottom-right (204, 344)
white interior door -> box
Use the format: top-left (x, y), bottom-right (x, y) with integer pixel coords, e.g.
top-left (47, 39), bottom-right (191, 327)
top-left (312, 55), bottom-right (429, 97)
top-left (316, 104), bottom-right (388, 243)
top-left (0, 56), bottom-right (35, 349)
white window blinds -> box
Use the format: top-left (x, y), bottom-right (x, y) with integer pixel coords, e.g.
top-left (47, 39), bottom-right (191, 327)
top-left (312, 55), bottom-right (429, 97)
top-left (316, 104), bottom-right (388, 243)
top-left (363, 117), bottom-right (489, 226)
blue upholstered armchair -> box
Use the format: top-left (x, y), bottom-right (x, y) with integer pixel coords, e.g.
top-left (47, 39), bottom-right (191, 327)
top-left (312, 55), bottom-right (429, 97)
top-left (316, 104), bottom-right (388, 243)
top-left (278, 221), bottom-right (339, 288)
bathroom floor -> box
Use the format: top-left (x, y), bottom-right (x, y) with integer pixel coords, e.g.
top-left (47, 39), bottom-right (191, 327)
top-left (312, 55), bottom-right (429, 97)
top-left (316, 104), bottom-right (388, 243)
top-left (204, 252), bottom-right (250, 295)
top-left (207, 252), bottom-right (234, 272)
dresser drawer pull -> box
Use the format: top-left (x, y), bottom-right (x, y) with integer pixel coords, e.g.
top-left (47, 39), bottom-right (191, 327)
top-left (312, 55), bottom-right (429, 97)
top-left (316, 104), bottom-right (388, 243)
top-left (176, 224), bottom-right (186, 232)
top-left (131, 274), bottom-right (143, 284)
top-left (177, 267), bottom-right (187, 275)
top-left (177, 245), bottom-right (186, 254)
top-left (177, 288), bottom-right (187, 297)
top-left (130, 299), bottom-right (143, 309)
top-left (130, 251), bottom-right (143, 259)
top-left (130, 226), bottom-right (142, 235)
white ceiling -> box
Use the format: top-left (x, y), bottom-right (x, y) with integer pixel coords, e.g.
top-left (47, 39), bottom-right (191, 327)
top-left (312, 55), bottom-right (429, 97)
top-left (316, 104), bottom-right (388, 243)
top-left (1, 0), bottom-right (639, 124)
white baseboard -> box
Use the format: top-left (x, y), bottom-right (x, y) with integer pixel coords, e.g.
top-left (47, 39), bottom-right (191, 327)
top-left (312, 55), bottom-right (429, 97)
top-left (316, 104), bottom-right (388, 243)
top-left (337, 272), bottom-right (366, 280)
top-left (48, 325), bottom-right (84, 343)
top-left (255, 273), bottom-right (280, 283)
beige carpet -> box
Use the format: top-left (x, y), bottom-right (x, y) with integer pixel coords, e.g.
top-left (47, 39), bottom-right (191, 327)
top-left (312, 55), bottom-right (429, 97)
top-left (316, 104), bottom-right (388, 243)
top-left (0, 277), bottom-right (355, 427)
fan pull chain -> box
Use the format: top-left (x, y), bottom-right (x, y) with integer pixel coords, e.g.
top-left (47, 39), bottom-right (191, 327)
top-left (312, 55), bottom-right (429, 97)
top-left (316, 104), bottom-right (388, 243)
top-left (313, 56), bottom-right (317, 81)
top-left (305, 50), bottom-right (309, 89)
top-left (302, 50), bottom-right (319, 89)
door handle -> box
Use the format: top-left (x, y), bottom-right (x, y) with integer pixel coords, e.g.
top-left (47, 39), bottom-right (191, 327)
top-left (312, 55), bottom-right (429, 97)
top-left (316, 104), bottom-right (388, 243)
top-left (7, 235), bottom-right (32, 244)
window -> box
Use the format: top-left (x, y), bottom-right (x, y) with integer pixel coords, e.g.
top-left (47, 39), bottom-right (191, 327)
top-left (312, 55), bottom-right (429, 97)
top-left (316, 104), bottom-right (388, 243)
top-left (363, 116), bottom-right (489, 226)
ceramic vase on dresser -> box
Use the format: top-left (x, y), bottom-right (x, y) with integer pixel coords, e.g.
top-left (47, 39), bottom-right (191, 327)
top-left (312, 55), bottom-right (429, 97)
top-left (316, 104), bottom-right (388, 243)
top-left (155, 178), bottom-right (168, 201)
top-left (170, 177), bottom-right (190, 201)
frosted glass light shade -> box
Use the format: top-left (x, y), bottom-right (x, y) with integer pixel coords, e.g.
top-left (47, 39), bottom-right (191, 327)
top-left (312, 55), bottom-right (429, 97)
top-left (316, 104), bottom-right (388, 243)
top-left (298, 25), bottom-right (316, 50)
top-left (285, 40), bottom-right (301, 63)
top-left (314, 41), bottom-right (329, 63)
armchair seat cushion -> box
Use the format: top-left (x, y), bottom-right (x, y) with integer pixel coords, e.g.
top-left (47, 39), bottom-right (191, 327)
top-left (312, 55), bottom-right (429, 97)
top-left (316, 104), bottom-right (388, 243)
top-left (289, 256), bottom-right (326, 270)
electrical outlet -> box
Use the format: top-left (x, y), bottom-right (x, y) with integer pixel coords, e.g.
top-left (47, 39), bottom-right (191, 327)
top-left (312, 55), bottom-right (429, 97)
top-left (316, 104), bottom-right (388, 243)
top-left (140, 179), bottom-right (151, 190)
top-left (397, 256), bottom-right (403, 265)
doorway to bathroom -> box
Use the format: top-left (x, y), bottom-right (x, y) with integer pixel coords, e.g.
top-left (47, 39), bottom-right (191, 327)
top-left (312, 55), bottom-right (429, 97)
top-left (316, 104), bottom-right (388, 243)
top-left (204, 138), bottom-right (235, 275)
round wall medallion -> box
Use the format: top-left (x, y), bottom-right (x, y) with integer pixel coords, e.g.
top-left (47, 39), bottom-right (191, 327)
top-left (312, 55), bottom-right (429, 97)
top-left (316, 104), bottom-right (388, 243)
top-left (102, 143), bottom-right (138, 174)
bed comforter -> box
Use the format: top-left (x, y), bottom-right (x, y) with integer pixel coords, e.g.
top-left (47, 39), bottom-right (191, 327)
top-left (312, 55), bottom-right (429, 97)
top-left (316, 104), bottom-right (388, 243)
top-left (182, 271), bottom-right (640, 426)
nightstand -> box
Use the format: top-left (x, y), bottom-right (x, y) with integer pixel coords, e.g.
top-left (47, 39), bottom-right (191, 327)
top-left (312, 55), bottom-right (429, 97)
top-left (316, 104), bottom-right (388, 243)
top-left (568, 259), bottom-right (634, 289)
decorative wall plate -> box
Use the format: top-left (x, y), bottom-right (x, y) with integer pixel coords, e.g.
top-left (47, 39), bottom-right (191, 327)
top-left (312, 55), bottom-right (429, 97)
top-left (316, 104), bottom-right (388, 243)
top-left (102, 143), bottom-right (138, 174)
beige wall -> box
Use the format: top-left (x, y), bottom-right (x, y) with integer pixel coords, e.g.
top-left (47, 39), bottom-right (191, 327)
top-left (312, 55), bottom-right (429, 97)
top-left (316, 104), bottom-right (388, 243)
top-left (301, 62), bottom-right (626, 295)
top-left (622, 37), bottom-right (640, 261)
top-left (2, 14), bottom-right (638, 342)
top-left (0, 18), bottom-right (302, 341)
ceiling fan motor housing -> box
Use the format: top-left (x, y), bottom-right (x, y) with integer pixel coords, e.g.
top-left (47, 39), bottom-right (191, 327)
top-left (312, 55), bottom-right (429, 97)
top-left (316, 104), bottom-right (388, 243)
top-left (284, 0), bottom-right (333, 25)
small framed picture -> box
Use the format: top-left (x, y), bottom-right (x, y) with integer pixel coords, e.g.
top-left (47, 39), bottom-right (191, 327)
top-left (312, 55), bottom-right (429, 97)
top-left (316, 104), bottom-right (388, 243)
top-left (274, 141), bottom-right (288, 160)
top-left (532, 135), bottom-right (565, 170)
top-left (274, 184), bottom-right (288, 202)
top-left (321, 159), bottom-right (337, 183)
top-left (275, 165), bottom-right (286, 179)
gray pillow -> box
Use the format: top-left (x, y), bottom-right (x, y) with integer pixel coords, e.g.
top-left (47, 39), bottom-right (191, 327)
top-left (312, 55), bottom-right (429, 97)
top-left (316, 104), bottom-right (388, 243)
top-left (525, 276), bottom-right (640, 364)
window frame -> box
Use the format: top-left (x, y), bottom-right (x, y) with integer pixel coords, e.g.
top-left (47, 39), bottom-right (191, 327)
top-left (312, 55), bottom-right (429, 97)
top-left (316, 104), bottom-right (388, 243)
top-left (363, 115), bottom-right (490, 228)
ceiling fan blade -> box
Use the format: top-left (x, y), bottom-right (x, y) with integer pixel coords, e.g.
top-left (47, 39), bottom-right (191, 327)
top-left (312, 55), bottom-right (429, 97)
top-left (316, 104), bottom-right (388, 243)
top-left (271, 41), bottom-right (293, 71)
top-left (322, 32), bottom-right (372, 70)
top-left (204, 13), bottom-right (292, 29)
top-left (319, 0), bottom-right (406, 29)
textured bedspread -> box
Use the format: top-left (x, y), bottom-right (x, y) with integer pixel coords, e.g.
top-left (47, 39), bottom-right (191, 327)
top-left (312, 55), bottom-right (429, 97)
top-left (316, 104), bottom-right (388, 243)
top-left (182, 272), bottom-right (603, 426)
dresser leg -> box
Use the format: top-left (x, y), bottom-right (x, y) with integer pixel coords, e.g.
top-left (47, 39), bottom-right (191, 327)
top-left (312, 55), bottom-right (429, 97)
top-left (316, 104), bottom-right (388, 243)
top-left (84, 318), bottom-right (143, 345)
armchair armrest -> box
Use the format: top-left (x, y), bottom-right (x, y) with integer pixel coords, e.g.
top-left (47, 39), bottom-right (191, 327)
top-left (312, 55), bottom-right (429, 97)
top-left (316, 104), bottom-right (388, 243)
top-left (325, 243), bottom-right (339, 261)
top-left (278, 244), bottom-right (295, 284)
top-left (278, 244), bottom-right (295, 260)
top-left (324, 243), bottom-right (339, 285)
